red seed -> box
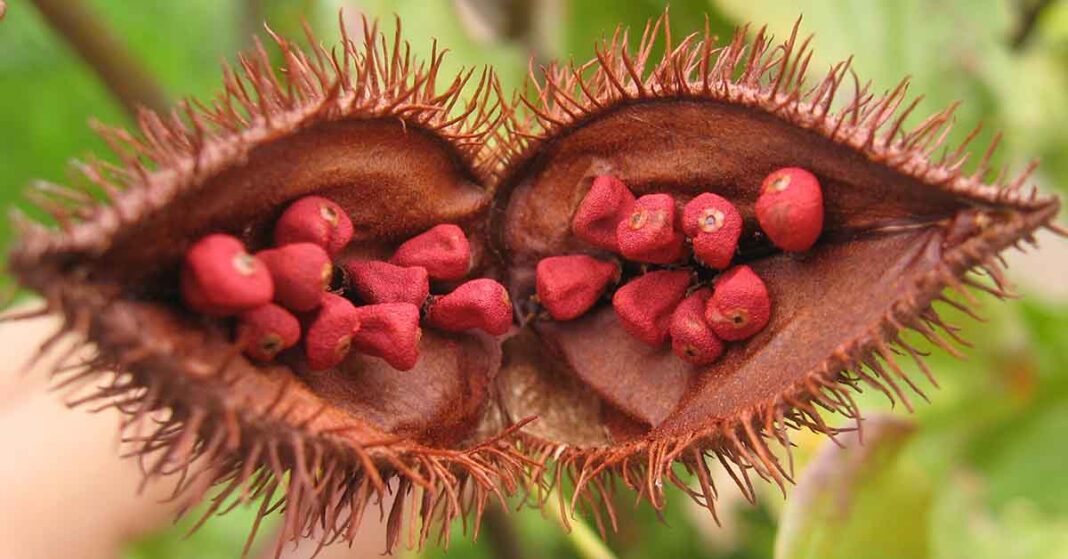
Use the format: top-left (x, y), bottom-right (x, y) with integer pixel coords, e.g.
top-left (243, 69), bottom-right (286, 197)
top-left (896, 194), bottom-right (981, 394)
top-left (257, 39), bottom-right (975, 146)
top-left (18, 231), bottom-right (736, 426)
top-left (352, 303), bottom-right (422, 371)
top-left (344, 260), bottom-right (429, 307)
top-left (256, 243), bottom-right (332, 311)
top-left (572, 175), bottom-right (636, 252)
top-left (390, 224), bottom-right (470, 281)
top-left (535, 255), bottom-right (619, 321)
top-left (181, 234), bottom-right (273, 316)
top-left (425, 278), bottom-right (513, 336)
top-left (612, 270), bottom-right (690, 346)
top-left (236, 304), bottom-right (300, 362)
top-left (669, 289), bottom-right (724, 365)
top-left (617, 194), bottom-right (686, 264)
top-left (274, 196), bottom-right (354, 256)
top-left (755, 167), bottom-right (824, 252)
top-left (682, 193), bottom-right (743, 270)
top-left (303, 293), bottom-right (361, 371)
top-left (705, 265), bottom-right (771, 341)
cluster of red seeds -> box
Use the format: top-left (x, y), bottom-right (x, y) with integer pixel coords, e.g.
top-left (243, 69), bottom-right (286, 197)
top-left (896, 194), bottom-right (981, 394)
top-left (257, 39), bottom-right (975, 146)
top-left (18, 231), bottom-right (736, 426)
top-left (536, 168), bottom-right (823, 366)
top-left (180, 197), bottom-right (512, 372)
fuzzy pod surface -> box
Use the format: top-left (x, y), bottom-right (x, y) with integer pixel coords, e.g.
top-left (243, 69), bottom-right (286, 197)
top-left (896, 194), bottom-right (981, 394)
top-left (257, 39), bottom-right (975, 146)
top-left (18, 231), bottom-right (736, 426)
top-left (5, 13), bottom-right (1064, 555)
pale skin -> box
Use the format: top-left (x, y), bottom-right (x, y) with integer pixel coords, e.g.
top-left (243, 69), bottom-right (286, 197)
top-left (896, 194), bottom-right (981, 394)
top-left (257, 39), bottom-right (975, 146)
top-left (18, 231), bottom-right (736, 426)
top-left (0, 308), bottom-right (387, 559)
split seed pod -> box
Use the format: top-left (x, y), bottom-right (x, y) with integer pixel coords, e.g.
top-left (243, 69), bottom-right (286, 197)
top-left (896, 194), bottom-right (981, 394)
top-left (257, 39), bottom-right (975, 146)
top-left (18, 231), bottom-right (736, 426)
top-left (5, 13), bottom-right (1063, 554)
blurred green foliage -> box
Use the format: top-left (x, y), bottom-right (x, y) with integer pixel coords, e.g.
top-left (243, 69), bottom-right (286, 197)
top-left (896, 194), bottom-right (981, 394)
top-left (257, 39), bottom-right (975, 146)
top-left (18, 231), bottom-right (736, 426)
top-left (2, 0), bottom-right (1067, 557)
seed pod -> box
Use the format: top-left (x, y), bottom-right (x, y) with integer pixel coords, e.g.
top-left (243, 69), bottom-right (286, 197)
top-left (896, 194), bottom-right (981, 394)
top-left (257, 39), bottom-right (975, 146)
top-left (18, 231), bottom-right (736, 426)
top-left (256, 243), bottom-right (332, 311)
top-left (535, 255), bottom-right (619, 320)
top-left (617, 194), bottom-right (686, 264)
top-left (303, 292), bottom-right (361, 371)
top-left (612, 270), bottom-right (691, 346)
top-left (572, 175), bottom-right (636, 252)
top-left (391, 224), bottom-right (471, 281)
top-left (236, 303), bottom-right (301, 361)
top-left (683, 193), bottom-right (743, 270)
top-left (344, 260), bottom-right (430, 307)
top-left (352, 303), bottom-right (422, 371)
top-left (705, 265), bottom-right (771, 341)
top-left (756, 167), bottom-right (824, 252)
top-left (274, 196), bottom-right (355, 256)
top-left (180, 234), bottom-right (273, 316)
top-left (669, 288), bottom-right (724, 365)
top-left (426, 278), bottom-right (513, 336)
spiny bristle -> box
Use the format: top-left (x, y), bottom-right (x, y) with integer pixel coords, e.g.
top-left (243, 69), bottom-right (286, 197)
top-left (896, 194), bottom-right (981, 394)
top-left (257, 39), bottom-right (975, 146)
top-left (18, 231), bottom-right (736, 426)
top-left (496, 12), bottom-right (1054, 216)
top-left (10, 15), bottom-right (503, 264)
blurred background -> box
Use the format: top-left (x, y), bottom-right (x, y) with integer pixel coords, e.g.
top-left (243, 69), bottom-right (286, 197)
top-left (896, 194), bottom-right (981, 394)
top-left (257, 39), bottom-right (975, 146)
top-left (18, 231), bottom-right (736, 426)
top-left (1, 0), bottom-right (1067, 558)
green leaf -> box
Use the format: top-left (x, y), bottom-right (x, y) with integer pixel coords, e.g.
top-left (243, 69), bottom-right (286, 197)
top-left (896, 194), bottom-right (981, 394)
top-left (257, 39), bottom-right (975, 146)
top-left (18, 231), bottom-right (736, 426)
top-left (775, 416), bottom-right (931, 559)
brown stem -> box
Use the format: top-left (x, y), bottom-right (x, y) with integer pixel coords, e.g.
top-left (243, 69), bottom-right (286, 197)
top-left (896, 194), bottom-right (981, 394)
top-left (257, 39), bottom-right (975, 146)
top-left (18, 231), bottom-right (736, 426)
top-left (1010, 0), bottom-right (1055, 50)
top-left (29, 0), bottom-right (169, 118)
top-left (481, 504), bottom-right (525, 559)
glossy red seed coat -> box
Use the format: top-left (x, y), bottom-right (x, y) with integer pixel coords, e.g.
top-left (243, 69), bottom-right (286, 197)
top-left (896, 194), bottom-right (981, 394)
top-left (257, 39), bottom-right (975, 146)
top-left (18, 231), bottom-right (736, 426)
top-left (669, 288), bottom-right (724, 365)
top-left (274, 196), bottom-right (355, 256)
top-left (303, 293), bottom-right (361, 371)
top-left (705, 265), bottom-right (771, 341)
top-left (180, 234), bottom-right (273, 316)
top-left (345, 260), bottom-right (430, 306)
top-left (256, 243), bottom-right (332, 311)
top-left (236, 304), bottom-right (301, 361)
top-left (352, 303), bottom-right (422, 371)
top-left (426, 278), bottom-right (513, 336)
top-left (390, 224), bottom-right (471, 281)
top-left (617, 194), bottom-right (686, 264)
top-left (682, 193), bottom-right (743, 270)
top-left (535, 255), bottom-right (619, 320)
top-left (756, 167), bottom-right (824, 252)
top-left (571, 175), bottom-right (636, 252)
top-left (612, 269), bottom-right (691, 346)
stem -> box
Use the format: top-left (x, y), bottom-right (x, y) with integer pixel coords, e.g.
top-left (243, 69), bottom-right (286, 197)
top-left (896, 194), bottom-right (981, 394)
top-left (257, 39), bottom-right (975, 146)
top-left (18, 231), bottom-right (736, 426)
top-left (29, 0), bottom-right (169, 118)
top-left (543, 491), bottom-right (619, 559)
top-left (1010, 0), bottom-right (1055, 50)
top-left (481, 504), bottom-right (525, 559)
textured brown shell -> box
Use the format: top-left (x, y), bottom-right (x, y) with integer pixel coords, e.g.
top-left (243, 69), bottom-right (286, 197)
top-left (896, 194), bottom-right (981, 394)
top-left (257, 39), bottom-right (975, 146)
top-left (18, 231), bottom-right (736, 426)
top-left (6, 13), bottom-right (1062, 553)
